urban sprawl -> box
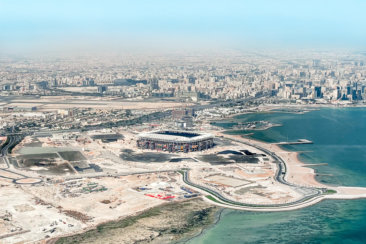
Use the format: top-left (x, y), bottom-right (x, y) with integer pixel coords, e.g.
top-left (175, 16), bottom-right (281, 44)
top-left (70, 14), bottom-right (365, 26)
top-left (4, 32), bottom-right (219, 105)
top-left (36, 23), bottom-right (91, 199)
top-left (1, 50), bottom-right (366, 243)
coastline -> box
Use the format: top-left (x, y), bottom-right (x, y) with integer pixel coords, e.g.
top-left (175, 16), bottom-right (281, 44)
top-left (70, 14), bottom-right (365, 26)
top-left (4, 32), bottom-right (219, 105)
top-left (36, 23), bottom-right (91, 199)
top-left (52, 198), bottom-right (219, 244)
top-left (214, 103), bottom-right (366, 120)
top-left (209, 130), bottom-right (366, 209)
top-left (45, 107), bottom-right (366, 243)
top-left (48, 202), bottom-right (170, 243)
top-left (215, 131), bottom-right (326, 188)
top-left (176, 208), bottom-right (225, 244)
top-left (212, 106), bottom-right (366, 191)
top-left (47, 128), bottom-right (334, 243)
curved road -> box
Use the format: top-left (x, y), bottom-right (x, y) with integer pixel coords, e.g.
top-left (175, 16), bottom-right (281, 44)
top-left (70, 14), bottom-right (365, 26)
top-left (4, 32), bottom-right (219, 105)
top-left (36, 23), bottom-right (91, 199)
top-left (180, 137), bottom-right (326, 209)
top-left (1, 134), bottom-right (24, 157)
top-left (0, 132), bottom-right (326, 207)
top-left (0, 134), bottom-right (42, 185)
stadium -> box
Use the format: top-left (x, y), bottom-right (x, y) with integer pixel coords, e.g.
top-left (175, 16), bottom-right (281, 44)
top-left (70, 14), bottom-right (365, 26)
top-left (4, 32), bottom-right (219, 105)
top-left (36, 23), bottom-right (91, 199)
top-left (137, 130), bottom-right (214, 153)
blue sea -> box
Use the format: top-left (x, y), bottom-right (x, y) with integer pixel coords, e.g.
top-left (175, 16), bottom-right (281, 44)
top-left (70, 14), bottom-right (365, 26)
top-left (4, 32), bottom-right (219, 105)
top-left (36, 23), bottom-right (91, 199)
top-left (187, 108), bottom-right (366, 244)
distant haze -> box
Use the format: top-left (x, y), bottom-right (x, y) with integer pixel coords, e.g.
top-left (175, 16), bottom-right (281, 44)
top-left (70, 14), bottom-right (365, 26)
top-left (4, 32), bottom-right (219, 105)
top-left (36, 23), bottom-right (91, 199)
top-left (1, 0), bottom-right (366, 55)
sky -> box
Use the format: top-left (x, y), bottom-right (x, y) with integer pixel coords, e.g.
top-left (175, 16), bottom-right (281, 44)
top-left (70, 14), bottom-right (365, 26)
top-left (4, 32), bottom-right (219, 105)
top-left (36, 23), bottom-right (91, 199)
top-left (0, 0), bottom-right (365, 54)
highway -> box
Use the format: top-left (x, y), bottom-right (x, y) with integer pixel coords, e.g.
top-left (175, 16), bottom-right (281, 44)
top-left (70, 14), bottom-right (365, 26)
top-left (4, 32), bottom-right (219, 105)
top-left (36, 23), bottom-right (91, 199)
top-left (1, 134), bottom-right (24, 157)
top-left (0, 133), bottom-right (325, 207)
top-left (181, 170), bottom-right (324, 209)
top-left (0, 95), bottom-right (325, 206)
top-left (179, 136), bottom-right (326, 209)
top-left (1, 134), bottom-right (24, 169)
top-left (0, 134), bottom-right (43, 184)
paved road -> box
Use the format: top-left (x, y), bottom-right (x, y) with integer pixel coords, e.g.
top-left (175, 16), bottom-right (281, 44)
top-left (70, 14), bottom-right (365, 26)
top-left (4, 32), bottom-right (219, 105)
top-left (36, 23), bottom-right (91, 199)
top-left (0, 133), bottom-right (324, 208)
top-left (0, 134), bottom-right (43, 184)
top-left (1, 134), bottom-right (25, 156)
top-left (228, 136), bottom-right (325, 192)
top-left (0, 134), bottom-right (23, 169)
top-left (180, 137), bottom-right (326, 209)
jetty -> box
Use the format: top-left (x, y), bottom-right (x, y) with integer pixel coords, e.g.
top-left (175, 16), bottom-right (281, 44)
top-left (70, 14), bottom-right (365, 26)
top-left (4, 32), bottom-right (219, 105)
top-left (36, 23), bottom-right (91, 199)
top-left (316, 173), bottom-right (333, 176)
top-left (273, 139), bottom-right (313, 145)
top-left (302, 163), bottom-right (328, 167)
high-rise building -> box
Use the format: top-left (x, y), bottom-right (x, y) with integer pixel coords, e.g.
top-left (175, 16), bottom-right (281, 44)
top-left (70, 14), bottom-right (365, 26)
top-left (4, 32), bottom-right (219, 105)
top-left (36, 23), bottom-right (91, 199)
top-left (149, 78), bottom-right (159, 90)
top-left (97, 85), bottom-right (107, 94)
top-left (314, 86), bottom-right (323, 98)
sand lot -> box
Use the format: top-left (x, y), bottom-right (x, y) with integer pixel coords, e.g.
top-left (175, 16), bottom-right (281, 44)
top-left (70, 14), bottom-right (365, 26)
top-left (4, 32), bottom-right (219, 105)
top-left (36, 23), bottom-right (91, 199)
top-left (205, 175), bottom-right (250, 187)
top-left (0, 185), bottom-right (85, 243)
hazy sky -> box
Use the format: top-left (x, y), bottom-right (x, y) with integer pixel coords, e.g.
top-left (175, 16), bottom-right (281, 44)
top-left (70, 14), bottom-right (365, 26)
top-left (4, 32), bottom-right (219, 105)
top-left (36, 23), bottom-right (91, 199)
top-left (1, 0), bottom-right (365, 54)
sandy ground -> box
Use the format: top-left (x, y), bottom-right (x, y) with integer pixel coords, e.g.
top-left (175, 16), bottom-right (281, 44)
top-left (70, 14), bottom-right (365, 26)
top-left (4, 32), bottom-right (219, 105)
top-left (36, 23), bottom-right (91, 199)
top-left (3, 126), bottom-right (366, 243)
top-left (215, 131), bottom-right (327, 188)
top-left (53, 198), bottom-right (218, 244)
top-left (0, 172), bottom-right (190, 243)
top-left (208, 131), bottom-right (366, 210)
top-left (329, 186), bottom-right (366, 199)
top-left (0, 183), bottom-right (86, 244)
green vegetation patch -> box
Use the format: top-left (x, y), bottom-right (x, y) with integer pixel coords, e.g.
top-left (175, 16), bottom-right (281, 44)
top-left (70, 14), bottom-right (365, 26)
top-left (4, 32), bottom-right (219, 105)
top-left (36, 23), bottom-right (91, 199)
top-left (206, 195), bottom-right (223, 204)
top-left (324, 189), bottom-right (337, 194)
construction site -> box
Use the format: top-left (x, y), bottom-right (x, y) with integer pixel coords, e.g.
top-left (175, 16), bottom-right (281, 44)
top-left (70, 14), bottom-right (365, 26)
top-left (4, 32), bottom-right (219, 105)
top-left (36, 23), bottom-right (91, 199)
top-left (0, 127), bottom-right (318, 243)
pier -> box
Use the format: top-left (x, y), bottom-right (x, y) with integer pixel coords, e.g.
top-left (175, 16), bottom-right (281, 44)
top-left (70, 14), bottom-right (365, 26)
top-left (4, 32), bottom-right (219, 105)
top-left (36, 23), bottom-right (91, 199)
top-left (303, 163), bottom-right (328, 167)
top-left (316, 173), bottom-right (333, 176)
top-left (273, 139), bottom-right (313, 145)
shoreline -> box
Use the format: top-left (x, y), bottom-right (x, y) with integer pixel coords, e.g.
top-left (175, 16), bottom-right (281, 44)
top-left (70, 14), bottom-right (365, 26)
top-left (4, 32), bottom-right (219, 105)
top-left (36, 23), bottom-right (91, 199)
top-left (211, 106), bottom-right (366, 195)
top-left (214, 103), bottom-right (366, 120)
top-left (51, 127), bottom-right (366, 243)
top-left (52, 198), bottom-right (219, 244)
top-left (206, 130), bottom-right (366, 211)
top-left (48, 202), bottom-right (171, 243)
top-left (215, 131), bottom-right (327, 188)
top-left (29, 107), bottom-right (366, 243)
top-left (176, 208), bottom-right (225, 244)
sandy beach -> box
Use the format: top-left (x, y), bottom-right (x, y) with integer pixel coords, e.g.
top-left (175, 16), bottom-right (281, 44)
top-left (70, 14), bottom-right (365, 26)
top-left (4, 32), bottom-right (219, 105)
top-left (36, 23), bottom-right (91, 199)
top-left (211, 131), bottom-right (366, 210)
top-left (214, 131), bottom-right (327, 188)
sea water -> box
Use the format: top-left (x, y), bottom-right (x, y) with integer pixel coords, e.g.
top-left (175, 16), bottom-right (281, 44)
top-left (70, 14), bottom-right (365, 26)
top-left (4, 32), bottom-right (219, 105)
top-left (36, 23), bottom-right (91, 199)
top-left (187, 107), bottom-right (366, 244)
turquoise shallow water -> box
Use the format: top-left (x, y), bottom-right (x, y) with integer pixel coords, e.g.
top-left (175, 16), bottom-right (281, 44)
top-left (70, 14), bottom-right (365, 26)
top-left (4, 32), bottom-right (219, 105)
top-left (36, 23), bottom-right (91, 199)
top-left (188, 199), bottom-right (366, 244)
top-left (188, 108), bottom-right (366, 244)
top-left (215, 108), bottom-right (366, 187)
